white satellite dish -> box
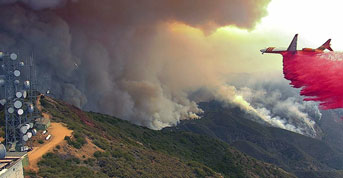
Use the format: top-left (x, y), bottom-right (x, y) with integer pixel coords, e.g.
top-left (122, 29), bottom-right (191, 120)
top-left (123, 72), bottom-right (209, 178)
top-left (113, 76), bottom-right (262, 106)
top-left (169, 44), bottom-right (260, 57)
top-left (19, 62), bottom-right (24, 67)
top-left (20, 126), bottom-right (27, 134)
top-left (14, 100), bottom-right (22, 109)
top-left (16, 92), bottom-right (22, 98)
top-left (22, 90), bottom-right (27, 98)
top-left (28, 104), bottom-right (34, 113)
top-left (27, 132), bottom-right (32, 138)
top-left (0, 99), bottom-right (6, 106)
top-left (10, 53), bottom-right (17, 60)
top-left (17, 109), bottom-right (24, 115)
top-left (32, 129), bottom-right (37, 136)
top-left (7, 107), bottom-right (14, 114)
top-left (24, 81), bottom-right (30, 89)
top-left (0, 52), bottom-right (3, 58)
top-left (14, 70), bottom-right (20, 77)
top-left (22, 135), bottom-right (28, 142)
top-left (14, 80), bottom-right (19, 85)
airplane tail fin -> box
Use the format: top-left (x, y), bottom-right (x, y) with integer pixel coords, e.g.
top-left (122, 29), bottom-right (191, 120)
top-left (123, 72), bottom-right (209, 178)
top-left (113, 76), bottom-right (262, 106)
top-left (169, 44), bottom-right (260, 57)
top-left (317, 39), bottom-right (333, 51)
top-left (287, 34), bottom-right (298, 53)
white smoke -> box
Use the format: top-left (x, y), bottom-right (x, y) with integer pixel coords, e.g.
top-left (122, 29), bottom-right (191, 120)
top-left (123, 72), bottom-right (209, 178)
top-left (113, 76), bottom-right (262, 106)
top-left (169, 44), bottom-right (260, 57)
top-left (215, 73), bottom-right (322, 138)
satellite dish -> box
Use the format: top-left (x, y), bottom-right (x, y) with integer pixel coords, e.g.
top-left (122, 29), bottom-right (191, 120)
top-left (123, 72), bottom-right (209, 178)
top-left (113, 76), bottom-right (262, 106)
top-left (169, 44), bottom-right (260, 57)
top-left (27, 132), bottom-right (32, 138)
top-left (29, 123), bottom-right (33, 128)
top-left (14, 70), bottom-right (20, 77)
top-left (32, 129), bottom-right (37, 136)
top-left (0, 99), bottom-right (6, 105)
top-left (19, 62), bottom-right (24, 67)
top-left (0, 52), bottom-right (3, 59)
top-left (22, 90), bottom-right (27, 98)
top-left (14, 100), bottom-right (22, 109)
top-left (17, 109), bottom-right (24, 115)
top-left (10, 53), bottom-right (17, 60)
top-left (22, 135), bottom-right (28, 142)
top-left (7, 107), bottom-right (14, 114)
top-left (24, 81), bottom-right (30, 89)
top-left (28, 104), bottom-right (34, 113)
top-left (14, 80), bottom-right (19, 85)
top-left (20, 126), bottom-right (27, 134)
top-left (16, 92), bottom-right (22, 98)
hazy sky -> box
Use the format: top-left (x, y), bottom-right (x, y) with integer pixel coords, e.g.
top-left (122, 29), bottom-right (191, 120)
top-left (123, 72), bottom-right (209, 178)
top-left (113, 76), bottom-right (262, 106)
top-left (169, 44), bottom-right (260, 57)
top-left (196, 0), bottom-right (343, 74)
top-left (259, 0), bottom-right (343, 48)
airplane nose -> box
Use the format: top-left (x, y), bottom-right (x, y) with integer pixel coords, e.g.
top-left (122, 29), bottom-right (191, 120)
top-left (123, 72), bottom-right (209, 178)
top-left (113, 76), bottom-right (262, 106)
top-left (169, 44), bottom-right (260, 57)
top-left (260, 49), bottom-right (266, 53)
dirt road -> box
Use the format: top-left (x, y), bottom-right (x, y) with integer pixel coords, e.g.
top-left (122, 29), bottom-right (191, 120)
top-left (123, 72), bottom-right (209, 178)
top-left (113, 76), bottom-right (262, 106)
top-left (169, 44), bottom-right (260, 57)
top-left (26, 122), bottom-right (73, 171)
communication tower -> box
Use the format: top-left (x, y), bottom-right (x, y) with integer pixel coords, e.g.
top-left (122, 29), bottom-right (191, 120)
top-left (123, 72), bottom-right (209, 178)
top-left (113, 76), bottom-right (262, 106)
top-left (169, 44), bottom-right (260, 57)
top-left (0, 52), bottom-right (40, 151)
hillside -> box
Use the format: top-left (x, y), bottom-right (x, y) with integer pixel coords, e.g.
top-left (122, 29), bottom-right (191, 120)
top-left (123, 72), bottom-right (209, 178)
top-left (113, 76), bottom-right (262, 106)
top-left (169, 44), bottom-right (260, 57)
top-left (21, 96), bottom-right (294, 178)
top-left (171, 101), bottom-right (343, 178)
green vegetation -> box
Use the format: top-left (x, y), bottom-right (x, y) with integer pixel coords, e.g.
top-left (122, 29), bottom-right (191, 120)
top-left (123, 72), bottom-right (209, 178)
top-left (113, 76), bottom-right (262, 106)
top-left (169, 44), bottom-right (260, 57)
top-left (175, 101), bottom-right (343, 177)
top-left (28, 97), bottom-right (294, 178)
top-left (38, 153), bottom-right (107, 178)
top-left (64, 131), bottom-right (86, 149)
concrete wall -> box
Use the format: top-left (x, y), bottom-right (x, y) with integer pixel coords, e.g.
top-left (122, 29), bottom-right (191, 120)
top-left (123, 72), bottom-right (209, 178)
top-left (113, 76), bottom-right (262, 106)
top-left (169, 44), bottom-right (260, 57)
top-left (0, 159), bottom-right (24, 178)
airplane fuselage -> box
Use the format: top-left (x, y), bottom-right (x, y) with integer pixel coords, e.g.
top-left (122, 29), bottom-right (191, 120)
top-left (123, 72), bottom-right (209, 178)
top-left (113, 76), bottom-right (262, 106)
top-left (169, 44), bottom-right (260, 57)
top-left (260, 47), bottom-right (327, 56)
top-left (260, 34), bottom-right (333, 56)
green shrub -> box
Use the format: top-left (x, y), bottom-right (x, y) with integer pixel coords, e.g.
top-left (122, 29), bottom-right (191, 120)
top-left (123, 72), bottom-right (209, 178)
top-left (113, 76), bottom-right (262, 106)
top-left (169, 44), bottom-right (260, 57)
top-left (38, 153), bottom-right (101, 178)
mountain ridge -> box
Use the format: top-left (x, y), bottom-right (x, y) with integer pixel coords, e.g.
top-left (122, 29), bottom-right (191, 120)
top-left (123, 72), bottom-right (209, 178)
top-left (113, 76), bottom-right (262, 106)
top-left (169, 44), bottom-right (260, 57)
top-left (20, 96), bottom-right (295, 178)
top-left (170, 101), bottom-right (343, 177)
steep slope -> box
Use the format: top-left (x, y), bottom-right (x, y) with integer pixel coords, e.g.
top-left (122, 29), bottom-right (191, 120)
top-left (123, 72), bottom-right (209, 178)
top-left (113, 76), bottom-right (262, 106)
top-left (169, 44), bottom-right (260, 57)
top-left (23, 96), bottom-right (294, 178)
top-left (317, 110), bottom-right (343, 152)
top-left (171, 101), bottom-right (343, 177)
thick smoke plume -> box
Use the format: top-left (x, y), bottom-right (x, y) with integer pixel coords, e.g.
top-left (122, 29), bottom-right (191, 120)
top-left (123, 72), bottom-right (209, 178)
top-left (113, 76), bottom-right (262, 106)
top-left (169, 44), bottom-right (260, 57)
top-left (0, 0), bottom-right (322, 137)
top-left (214, 73), bottom-right (322, 137)
top-left (0, 0), bottom-right (66, 9)
top-left (283, 52), bottom-right (343, 110)
top-left (0, 0), bottom-right (271, 129)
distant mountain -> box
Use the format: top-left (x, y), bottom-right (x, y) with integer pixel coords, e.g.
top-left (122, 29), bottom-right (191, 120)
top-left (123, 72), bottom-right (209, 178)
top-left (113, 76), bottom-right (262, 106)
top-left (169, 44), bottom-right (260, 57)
top-left (21, 97), bottom-right (294, 178)
top-left (169, 101), bottom-right (343, 178)
top-left (317, 109), bottom-right (343, 152)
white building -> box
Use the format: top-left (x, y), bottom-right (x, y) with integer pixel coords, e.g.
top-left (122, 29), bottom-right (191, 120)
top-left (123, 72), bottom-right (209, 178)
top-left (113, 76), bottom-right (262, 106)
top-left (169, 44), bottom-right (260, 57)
top-left (0, 152), bottom-right (27, 178)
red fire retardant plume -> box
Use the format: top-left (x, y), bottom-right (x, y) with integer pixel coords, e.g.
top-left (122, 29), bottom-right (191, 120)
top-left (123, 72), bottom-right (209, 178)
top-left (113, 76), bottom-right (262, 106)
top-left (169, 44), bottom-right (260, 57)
top-left (283, 52), bottom-right (343, 109)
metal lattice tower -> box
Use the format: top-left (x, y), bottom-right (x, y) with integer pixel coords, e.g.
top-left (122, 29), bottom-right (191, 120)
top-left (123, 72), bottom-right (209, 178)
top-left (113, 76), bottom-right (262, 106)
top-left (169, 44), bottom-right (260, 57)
top-left (0, 52), bottom-right (40, 152)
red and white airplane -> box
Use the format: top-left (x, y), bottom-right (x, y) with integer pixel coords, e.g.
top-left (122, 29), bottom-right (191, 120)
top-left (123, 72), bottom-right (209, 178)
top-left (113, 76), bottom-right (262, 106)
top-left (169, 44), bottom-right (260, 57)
top-left (260, 34), bottom-right (333, 55)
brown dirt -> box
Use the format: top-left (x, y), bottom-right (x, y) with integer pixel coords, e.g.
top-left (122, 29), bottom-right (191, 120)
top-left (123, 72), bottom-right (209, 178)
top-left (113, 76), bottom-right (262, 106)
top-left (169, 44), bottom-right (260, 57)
top-left (25, 122), bottom-right (73, 172)
top-left (36, 95), bottom-right (42, 111)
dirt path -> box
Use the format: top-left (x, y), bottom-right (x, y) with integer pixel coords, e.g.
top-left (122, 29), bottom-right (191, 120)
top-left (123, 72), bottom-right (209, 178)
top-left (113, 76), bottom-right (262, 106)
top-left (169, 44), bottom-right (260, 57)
top-left (25, 95), bottom-right (73, 171)
top-left (26, 122), bottom-right (73, 172)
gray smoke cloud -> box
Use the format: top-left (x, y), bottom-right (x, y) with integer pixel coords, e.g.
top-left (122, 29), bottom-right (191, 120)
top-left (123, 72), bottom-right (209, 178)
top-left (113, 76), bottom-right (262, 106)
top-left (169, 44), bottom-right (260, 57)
top-left (0, 0), bottom-right (67, 9)
top-left (0, 0), bottom-right (270, 129)
top-left (224, 73), bottom-right (323, 138)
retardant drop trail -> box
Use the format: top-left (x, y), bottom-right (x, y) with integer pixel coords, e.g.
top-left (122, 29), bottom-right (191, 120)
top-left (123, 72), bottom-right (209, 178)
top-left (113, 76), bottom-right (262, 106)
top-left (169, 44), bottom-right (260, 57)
top-left (283, 52), bottom-right (343, 109)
